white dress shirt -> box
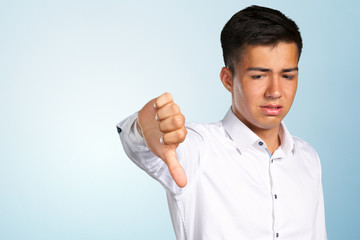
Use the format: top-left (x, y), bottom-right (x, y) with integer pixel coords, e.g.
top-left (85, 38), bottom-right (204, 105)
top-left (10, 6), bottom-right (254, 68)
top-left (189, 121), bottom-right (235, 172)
top-left (117, 108), bottom-right (327, 240)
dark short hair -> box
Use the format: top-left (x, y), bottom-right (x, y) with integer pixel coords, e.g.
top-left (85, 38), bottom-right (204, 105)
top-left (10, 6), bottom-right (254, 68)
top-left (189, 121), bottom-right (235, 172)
top-left (221, 5), bottom-right (303, 73)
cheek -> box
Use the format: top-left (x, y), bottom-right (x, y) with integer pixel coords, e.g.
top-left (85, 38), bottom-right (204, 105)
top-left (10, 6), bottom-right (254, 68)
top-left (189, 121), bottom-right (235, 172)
top-left (242, 83), bottom-right (265, 104)
top-left (234, 84), bottom-right (260, 110)
top-left (233, 82), bottom-right (248, 104)
top-left (282, 83), bottom-right (298, 113)
top-left (285, 82), bottom-right (298, 101)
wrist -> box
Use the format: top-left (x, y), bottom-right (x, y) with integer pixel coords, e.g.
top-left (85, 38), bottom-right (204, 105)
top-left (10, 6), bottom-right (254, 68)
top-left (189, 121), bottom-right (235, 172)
top-left (136, 118), bottom-right (144, 137)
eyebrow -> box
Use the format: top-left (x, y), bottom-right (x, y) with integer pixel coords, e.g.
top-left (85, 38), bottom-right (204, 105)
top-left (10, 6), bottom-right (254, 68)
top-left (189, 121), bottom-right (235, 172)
top-left (282, 67), bottom-right (299, 73)
top-left (247, 67), bottom-right (299, 73)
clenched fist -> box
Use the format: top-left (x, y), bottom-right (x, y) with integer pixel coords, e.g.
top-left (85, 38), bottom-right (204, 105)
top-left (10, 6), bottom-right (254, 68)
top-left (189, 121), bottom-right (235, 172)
top-left (137, 93), bottom-right (188, 188)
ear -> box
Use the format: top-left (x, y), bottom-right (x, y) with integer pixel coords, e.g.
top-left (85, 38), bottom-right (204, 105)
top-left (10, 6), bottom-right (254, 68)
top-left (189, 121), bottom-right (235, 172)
top-left (220, 67), bottom-right (233, 93)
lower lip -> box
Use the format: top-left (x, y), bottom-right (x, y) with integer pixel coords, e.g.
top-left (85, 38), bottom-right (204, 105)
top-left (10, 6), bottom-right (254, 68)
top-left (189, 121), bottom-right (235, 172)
top-left (260, 107), bottom-right (283, 116)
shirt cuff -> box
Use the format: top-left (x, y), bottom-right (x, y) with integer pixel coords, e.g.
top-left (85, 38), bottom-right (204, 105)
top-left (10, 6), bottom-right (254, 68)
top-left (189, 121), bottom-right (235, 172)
top-left (116, 112), bottom-right (147, 149)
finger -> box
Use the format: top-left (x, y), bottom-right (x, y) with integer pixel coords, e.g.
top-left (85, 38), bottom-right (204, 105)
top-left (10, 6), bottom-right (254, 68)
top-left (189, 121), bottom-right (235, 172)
top-left (163, 149), bottom-right (187, 188)
top-left (155, 92), bottom-right (173, 109)
top-left (159, 114), bottom-right (185, 133)
top-left (162, 127), bottom-right (187, 144)
top-left (156, 102), bottom-right (180, 121)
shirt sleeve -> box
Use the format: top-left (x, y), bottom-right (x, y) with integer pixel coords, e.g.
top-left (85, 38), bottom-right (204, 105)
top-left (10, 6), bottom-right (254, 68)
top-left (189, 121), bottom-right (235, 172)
top-left (116, 112), bottom-right (204, 195)
top-left (316, 153), bottom-right (327, 240)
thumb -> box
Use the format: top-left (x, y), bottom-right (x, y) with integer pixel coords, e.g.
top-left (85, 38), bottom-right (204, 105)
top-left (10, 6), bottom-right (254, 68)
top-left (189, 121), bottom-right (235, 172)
top-left (162, 149), bottom-right (187, 188)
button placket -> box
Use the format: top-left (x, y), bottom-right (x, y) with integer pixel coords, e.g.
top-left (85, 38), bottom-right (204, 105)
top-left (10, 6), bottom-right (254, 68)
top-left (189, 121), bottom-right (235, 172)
top-left (269, 154), bottom-right (280, 240)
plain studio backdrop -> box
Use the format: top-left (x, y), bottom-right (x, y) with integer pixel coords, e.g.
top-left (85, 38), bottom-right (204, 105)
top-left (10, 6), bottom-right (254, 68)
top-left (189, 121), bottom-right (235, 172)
top-left (0, 0), bottom-right (359, 239)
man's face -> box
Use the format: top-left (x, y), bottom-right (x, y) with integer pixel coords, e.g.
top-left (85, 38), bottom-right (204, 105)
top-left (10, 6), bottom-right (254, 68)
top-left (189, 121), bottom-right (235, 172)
top-left (223, 42), bottom-right (299, 133)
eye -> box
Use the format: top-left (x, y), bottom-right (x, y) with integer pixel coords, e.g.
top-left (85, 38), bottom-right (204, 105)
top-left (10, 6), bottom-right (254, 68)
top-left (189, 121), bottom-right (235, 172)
top-left (251, 75), bottom-right (264, 80)
top-left (282, 74), bottom-right (294, 80)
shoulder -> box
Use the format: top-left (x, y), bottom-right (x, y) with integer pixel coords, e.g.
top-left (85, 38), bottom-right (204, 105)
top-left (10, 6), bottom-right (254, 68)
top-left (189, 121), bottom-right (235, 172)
top-left (292, 135), bottom-right (321, 168)
top-left (293, 136), bottom-right (318, 155)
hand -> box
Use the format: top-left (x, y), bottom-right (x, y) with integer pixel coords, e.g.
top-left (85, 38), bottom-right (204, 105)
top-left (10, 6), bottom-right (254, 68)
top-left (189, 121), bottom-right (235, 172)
top-left (137, 93), bottom-right (188, 188)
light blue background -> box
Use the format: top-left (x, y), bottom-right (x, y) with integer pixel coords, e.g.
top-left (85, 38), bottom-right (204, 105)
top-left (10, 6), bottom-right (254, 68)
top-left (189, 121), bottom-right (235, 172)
top-left (0, 0), bottom-right (359, 239)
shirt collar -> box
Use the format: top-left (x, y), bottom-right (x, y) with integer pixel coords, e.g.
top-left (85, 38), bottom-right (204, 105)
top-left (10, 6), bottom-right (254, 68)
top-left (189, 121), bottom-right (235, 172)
top-left (222, 108), bottom-right (295, 156)
top-left (278, 121), bottom-right (295, 156)
top-left (222, 108), bottom-right (261, 154)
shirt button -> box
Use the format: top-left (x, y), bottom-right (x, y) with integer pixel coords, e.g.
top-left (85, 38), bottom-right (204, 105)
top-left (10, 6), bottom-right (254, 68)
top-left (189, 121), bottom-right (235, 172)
top-left (271, 159), bottom-right (273, 163)
top-left (258, 141), bottom-right (263, 146)
top-left (117, 126), bottom-right (122, 133)
top-left (276, 232), bottom-right (279, 238)
top-left (274, 194), bottom-right (277, 199)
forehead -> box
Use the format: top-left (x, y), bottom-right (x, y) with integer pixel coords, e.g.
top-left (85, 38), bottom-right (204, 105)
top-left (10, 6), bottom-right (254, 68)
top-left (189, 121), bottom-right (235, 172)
top-left (238, 42), bottom-right (299, 70)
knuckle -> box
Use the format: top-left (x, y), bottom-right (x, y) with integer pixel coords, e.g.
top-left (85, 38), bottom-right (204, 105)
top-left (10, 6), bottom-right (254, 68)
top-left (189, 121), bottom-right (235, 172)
top-left (182, 128), bottom-right (188, 140)
top-left (180, 114), bottom-right (185, 124)
top-left (156, 92), bottom-right (173, 108)
top-left (163, 92), bottom-right (172, 98)
top-left (173, 115), bottom-right (184, 128)
top-left (171, 103), bottom-right (180, 114)
top-left (176, 129), bottom-right (186, 142)
top-left (163, 92), bottom-right (173, 103)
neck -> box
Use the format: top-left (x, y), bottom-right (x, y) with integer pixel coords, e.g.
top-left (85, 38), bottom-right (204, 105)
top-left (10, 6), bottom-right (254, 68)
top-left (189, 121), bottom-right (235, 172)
top-left (231, 107), bottom-right (282, 155)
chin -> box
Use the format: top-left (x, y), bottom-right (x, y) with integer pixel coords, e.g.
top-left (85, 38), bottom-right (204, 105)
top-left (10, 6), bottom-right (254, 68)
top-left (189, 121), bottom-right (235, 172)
top-left (256, 119), bottom-right (282, 130)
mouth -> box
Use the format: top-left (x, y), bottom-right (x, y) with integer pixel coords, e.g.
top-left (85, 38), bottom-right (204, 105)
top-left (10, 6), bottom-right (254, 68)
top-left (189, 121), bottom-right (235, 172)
top-left (260, 105), bottom-right (283, 115)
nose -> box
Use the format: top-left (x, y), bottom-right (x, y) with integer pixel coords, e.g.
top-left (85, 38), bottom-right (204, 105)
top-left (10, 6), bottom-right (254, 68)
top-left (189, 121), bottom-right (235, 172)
top-left (265, 76), bottom-right (282, 99)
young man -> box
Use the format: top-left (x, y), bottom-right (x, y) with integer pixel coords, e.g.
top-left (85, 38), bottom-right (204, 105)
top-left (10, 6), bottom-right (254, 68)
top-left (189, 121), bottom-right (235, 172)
top-left (117, 5), bottom-right (327, 240)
